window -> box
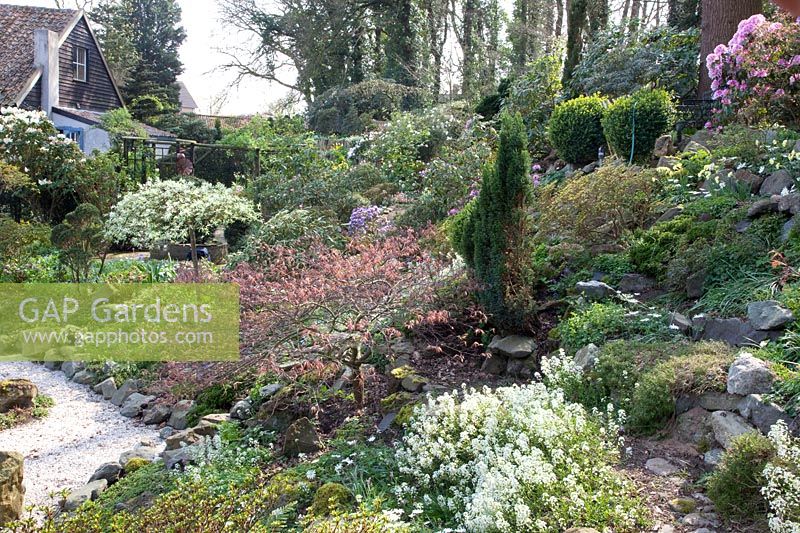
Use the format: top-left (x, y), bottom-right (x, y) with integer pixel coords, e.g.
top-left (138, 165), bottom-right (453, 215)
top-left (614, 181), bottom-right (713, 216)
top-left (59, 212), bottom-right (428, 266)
top-left (73, 46), bottom-right (87, 82)
top-left (58, 127), bottom-right (84, 150)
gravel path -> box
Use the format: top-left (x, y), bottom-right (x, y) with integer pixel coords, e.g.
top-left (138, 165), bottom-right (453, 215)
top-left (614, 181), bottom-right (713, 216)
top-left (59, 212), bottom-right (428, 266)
top-left (0, 362), bottom-right (163, 514)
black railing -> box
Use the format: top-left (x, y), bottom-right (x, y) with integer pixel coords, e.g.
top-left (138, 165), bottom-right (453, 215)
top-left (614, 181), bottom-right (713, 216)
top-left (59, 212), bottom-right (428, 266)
top-left (674, 98), bottom-right (717, 143)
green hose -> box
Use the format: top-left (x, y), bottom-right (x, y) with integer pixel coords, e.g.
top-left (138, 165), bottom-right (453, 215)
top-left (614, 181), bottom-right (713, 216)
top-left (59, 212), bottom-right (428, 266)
top-left (629, 101), bottom-right (637, 165)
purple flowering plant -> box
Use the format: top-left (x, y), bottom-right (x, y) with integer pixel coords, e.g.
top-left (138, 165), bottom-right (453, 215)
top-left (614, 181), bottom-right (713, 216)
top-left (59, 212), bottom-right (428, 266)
top-left (706, 14), bottom-right (800, 126)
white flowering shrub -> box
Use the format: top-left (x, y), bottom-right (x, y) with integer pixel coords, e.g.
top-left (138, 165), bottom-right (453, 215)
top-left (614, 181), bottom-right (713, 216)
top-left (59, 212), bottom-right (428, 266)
top-left (763, 421), bottom-right (800, 533)
top-left (395, 383), bottom-right (648, 532)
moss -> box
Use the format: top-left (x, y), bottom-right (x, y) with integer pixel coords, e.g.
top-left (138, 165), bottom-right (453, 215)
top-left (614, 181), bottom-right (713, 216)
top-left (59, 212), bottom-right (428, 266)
top-left (95, 462), bottom-right (176, 512)
top-left (379, 392), bottom-right (416, 413)
top-left (394, 403), bottom-right (418, 427)
top-left (310, 482), bottom-right (354, 517)
top-left (707, 432), bottom-right (775, 518)
top-left (123, 457), bottom-right (152, 474)
top-left (389, 365), bottom-right (415, 381)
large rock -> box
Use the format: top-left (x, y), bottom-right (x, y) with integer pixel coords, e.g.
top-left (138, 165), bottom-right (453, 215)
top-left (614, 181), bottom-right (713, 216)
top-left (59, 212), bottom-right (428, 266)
top-left (698, 391), bottom-right (742, 412)
top-left (747, 301), bottom-right (795, 331)
top-left (110, 379), bottom-right (139, 407)
top-left (258, 384), bottom-right (283, 400)
top-left (229, 400), bottom-right (253, 420)
top-left (657, 206), bottom-right (684, 222)
top-left (120, 393), bottom-right (155, 418)
top-left (71, 370), bottom-right (95, 386)
top-left (141, 405), bottom-right (171, 425)
top-left (654, 134), bottom-right (675, 157)
top-left (618, 274), bottom-right (655, 294)
top-left (657, 156), bottom-right (680, 171)
top-left (283, 417), bottom-right (321, 456)
top-left (700, 318), bottom-right (780, 346)
top-left (119, 443), bottom-right (159, 466)
top-left (162, 446), bottom-right (197, 470)
top-left (733, 168), bottom-right (764, 194)
top-left (165, 421), bottom-right (220, 451)
top-left (63, 480), bottom-right (107, 512)
top-left (0, 452), bottom-right (24, 524)
top-left (759, 169), bottom-right (795, 196)
top-left (645, 457), bottom-right (680, 476)
top-left (779, 193), bottom-right (800, 215)
top-left (686, 271), bottom-right (706, 299)
top-left (167, 400), bottom-right (195, 430)
top-left (480, 353), bottom-right (507, 375)
top-left (92, 377), bottom-right (117, 400)
top-left (683, 141), bottom-right (707, 154)
top-left (574, 343), bottom-right (600, 372)
top-left (727, 354), bottom-right (775, 395)
top-left (488, 335), bottom-right (536, 359)
top-left (737, 394), bottom-right (793, 434)
top-left (61, 361), bottom-right (84, 379)
top-left (711, 411), bottom-right (756, 449)
top-left (747, 197), bottom-right (780, 218)
top-left (0, 380), bottom-right (37, 412)
top-left (674, 407), bottom-right (714, 445)
top-left (669, 312), bottom-right (693, 334)
top-left (575, 280), bottom-right (614, 300)
top-left (89, 462), bottom-right (122, 485)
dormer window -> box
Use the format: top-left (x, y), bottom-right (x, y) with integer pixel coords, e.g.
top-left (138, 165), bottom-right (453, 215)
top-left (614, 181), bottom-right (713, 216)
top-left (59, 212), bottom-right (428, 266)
top-left (73, 46), bottom-right (87, 82)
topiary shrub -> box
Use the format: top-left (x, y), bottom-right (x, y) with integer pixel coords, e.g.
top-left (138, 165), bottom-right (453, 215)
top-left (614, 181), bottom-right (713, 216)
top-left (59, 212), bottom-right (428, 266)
top-left (547, 95), bottom-right (608, 165)
top-left (602, 88), bottom-right (675, 162)
top-left (707, 432), bottom-right (774, 518)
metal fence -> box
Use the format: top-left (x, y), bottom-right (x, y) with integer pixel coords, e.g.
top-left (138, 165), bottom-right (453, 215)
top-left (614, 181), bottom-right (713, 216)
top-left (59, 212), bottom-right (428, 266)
top-left (121, 137), bottom-right (261, 186)
top-left (674, 99), bottom-right (717, 143)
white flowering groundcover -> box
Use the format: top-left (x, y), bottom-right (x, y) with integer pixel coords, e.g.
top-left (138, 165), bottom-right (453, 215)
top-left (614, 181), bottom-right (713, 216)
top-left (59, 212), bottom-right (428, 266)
top-left (395, 380), bottom-right (648, 532)
top-left (763, 421), bottom-right (800, 533)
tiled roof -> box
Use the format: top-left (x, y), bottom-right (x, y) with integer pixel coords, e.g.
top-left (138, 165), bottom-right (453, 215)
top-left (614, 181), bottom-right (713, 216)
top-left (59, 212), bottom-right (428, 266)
top-left (0, 4), bottom-right (78, 105)
top-left (53, 106), bottom-right (177, 138)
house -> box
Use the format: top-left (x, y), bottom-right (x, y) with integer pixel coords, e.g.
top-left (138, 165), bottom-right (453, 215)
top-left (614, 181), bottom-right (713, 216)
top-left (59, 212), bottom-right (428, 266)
top-left (178, 81), bottom-right (199, 114)
top-left (0, 4), bottom-right (173, 153)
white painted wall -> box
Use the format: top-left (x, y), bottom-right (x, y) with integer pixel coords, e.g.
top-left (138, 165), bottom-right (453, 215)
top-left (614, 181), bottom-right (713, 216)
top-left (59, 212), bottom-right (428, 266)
top-left (51, 112), bottom-right (112, 154)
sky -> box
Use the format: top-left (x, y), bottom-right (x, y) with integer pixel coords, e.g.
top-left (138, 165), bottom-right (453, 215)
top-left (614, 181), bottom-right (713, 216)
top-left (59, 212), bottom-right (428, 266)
top-left (4, 0), bottom-right (286, 115)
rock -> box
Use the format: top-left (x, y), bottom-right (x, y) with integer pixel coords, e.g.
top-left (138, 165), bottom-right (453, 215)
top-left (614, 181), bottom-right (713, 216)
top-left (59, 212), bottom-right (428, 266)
top-left (686, 271), bottom-right (706, 299)
top-left (162, 447), bottom-right (197, 470)
top-left (674, 406), bottom-right (715, 446)
top-left (61, 361), bottom-right (85, 379)
top-left (258, 383), bottom-right (283, 400)
top-left (735, 220), bottom-right (752, 233)
top-left (582, 162), bottom-right (598, 174)
top-left (89, 462), bottom-right (122, 485)
top-left (704, 448), bottom-right (725, 466)
top-left (165, 420), bottom-right (221, 451)
top-left (332, 367), bottom-right (354, 391)
top-left (377, 412), bottom-right (397, 432)
top-left (779, 193), bottom-right (800, 215)
top-left (110, 379), bottom-right (139, 407)
top-left (733, 168), bottom-right (764, 193)
top-left (159, 427), bottom-right (175, 439)
top-left (43, 361), bottom-right (61, 371)
top-left (658, 206), bottom-right (684, 222)
top-left (701, 318), bottom-right (780, 346)
top-left (759, 169), bottom-right (795, 196)
top-left (689, 129), bottom-right (714, 147)
top-left (783, 218), bottom-right (797, 242)
top-left (119, 444), bottom-right (159, 465)
top-left (747, 301), bottom-right (795, 331)
top-left (480, 353), bottom-right (507, 375)
top-left (0, 379), bottom-right (37, 412)
top-left (711, 411), bottom-right (757, 449)
top-left (670, 312), bottom-right (693, 334)
top-left (747, 197), bottom-right (780, 218)
top-left (199, 413), bottom-right (229, 426)
top-left (794, 139), bottom-right (800, 153)
top-left (698, 392), bottom-right (742, 412)
top-left (656, 526), bottom-right (677, 533)
top-left (657, 156), bottom-right (680, 170)
top-left (141, 405), bottom-right (171, 425)
top-left (737, 394), bottom-right (793, 434)
top-left (120, 393), bottom-right (155, 418)
top-left (669, 497), bottom-right (698, 514)
top-left (575, 280), bottom-right (614, 300)
top-left (229, 400), bottom-right (253, 420)
top-left (645, 457), bottom-right (680, 476)
top-left (618, 274), bottom-right (655, 294)
top-left (488, 335), bottom-right (537, 359)
top-left (683, 141), bottom-right (707, 154)
top-left (680, 513), bottom-right (716, 528)
top-left (727, 354), bottom-right (775, 395)
top-left (505, 357), bottom-right (535, 379)
top-left (574, 343), bottom-right (600, 372)
top-left (0, 452), bottom-right (24, 524)
top-left (63, 480), bottom-right (107, 511)
top-left (92, 377), bottom-right (117, 400)
top-left (654, 134), bottom-right (675, 157)
top-left (400, 374), bottom-right (428, 393)
top-left (676, 395), bottom-right (699, 415)
top-left (71, 370), bottom-right (95, 385)
top-left (167, 400), bottom-right (195, 430)
top-left (283, 417), bottom-right (321, 456)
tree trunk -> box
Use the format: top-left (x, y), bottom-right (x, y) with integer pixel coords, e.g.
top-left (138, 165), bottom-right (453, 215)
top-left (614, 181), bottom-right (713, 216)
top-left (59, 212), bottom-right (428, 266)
top-left (629, 0), bottom-right (641, 34)
top-left (189, 228), bottom-right (199, 279)
top-left (698, 0), bottom-right (761, 97)
top-left (461, 0), bottom-right (478, 99)
top-left (555, 0), bottom-right (565, 38)
top-left (621, 0), bottom-right (630, 23)
top-left (563, 0), bottom-right (587, 85)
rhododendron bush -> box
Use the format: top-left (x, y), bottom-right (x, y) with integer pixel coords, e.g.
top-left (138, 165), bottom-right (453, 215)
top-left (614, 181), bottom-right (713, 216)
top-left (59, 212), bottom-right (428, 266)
top-left (230, 229), bottom-right (448, 405)
top-left (395, 382), bottom-right (648, 532)
top-left (706, 14), bottom-right (800, 126)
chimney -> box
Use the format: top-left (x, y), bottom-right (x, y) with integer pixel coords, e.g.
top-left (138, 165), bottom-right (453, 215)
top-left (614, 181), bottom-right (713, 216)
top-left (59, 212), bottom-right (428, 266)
top-left (33, 29), bottom-right (59, 116)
